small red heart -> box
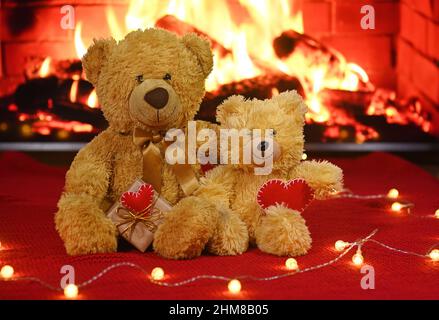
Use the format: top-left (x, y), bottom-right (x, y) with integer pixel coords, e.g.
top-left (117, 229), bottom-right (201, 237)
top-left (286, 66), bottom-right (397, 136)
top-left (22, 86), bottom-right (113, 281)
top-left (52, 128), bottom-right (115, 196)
top-left (121, 183), bottom-right (154, 214)
top-left (257, 179), bottom-right (314, 213)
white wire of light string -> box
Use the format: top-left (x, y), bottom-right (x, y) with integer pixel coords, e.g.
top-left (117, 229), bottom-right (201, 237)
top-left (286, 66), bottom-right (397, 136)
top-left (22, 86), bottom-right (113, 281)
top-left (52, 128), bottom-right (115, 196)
top-left (331, 188), bottom-right (389, 200)
top-left (329, 188), bottom-right (439, 218)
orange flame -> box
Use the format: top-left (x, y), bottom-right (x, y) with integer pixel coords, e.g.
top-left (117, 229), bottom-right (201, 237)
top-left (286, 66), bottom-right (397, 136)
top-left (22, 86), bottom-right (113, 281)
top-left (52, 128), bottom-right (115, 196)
top-left (38, 57), bottom-right (52, 77)
top-left (86, 90), bottom-right (98, 108)
top-left (74, 22), bottom-right (87, 58)
top-left (69, 78), bottom-right (79, 103)
top-left (106, 7), bottom-right (124, 41)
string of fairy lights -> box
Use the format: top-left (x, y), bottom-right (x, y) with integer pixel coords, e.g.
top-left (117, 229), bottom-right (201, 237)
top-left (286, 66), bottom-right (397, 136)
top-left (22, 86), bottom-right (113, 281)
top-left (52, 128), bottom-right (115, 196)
top-left (332, 188), bottom-right (419, 214)
top-left (0, 187), bottom-right (438, 299)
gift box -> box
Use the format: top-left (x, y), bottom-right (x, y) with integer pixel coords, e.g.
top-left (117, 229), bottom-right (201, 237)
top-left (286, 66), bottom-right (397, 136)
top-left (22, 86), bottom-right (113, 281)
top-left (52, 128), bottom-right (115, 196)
top-left (107, 179), bottom-right (171, 252)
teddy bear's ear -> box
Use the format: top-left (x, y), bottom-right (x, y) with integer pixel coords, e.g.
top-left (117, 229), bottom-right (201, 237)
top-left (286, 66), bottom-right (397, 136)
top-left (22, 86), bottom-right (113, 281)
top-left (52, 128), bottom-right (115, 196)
top-left (273, 90), bottom-right (308, 118)
top-left (216, 95), bottom-right (247, 127)
top-left (82, 38), bottom-right (116, 86)
top-left (182, 33), bottom-right (213, 79)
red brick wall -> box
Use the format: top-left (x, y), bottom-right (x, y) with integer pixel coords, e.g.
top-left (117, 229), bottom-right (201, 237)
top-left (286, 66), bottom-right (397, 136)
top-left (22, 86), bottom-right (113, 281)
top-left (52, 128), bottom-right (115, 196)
top-left (302, 0), bottom-right (400, 89)
top-left (397, 0), bottom-right (439, 110)
top-left (0, 0), bottom-right (127, 95)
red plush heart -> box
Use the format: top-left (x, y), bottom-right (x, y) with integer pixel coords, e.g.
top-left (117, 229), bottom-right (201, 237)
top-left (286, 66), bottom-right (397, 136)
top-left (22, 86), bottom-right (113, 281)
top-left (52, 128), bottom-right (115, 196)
top-left (121, 183), bottom-right (154, 214)
top-left (257, 179), bottom-right (314, 213)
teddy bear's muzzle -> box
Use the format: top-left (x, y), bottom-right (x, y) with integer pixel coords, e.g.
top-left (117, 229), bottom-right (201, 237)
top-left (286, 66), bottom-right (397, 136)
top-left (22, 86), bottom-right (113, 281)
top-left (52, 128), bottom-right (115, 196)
top-left (129, 79), bottom-right (181, 129)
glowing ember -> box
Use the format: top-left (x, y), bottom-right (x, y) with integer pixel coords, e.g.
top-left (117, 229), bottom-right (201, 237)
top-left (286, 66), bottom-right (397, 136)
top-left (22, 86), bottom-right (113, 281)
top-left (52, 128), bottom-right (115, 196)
top-left (367, 89), bottom-right (431, 133)
top-left (8, 104), bottom-right (18, 112)
top-left (38, 57), bottom-right (52, 78)
top-left (32, 119), bottom-right (94, 134)
top-left (0, 122), bottom-right (8, 132)
top-left (14, 110), bottom-right (95, 137)
top-left (18, 114), bottom-right (29, 122)
top-left (72, 123), bottom-right (94, 132)
top-left (36, 111), bottom-right (53, 122)
top-left (36, 127), bottom-right (51, 136)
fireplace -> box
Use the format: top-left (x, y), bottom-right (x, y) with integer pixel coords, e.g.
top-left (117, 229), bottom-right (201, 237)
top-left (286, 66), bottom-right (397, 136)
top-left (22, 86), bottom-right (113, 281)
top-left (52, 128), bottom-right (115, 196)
top-left (1, 0), bottom-right (438, 152)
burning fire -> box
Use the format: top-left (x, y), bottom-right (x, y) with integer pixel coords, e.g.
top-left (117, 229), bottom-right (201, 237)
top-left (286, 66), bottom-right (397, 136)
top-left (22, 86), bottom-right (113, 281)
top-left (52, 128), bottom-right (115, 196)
top-left (99, 0), bottom-right (305, 92)
top-left (91, 0), bottom-right (379, 142)
top-left (27, 0), bottom-right (431, 141)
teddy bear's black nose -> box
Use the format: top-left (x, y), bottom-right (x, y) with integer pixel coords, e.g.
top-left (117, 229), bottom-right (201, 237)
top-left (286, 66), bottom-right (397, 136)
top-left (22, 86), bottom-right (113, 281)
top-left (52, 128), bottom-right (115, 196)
top-left (144, 87), bottom-right (169, 109)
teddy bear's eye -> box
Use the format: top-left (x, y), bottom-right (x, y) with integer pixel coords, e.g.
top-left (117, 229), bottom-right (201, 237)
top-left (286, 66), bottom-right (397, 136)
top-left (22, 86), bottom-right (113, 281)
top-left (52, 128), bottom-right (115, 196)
top-left (272, 129), bottom-right (277, 136)
top-left (163, 73), bottom-right (172, 81)
top-left (136, 75), bottom-right (144, 84)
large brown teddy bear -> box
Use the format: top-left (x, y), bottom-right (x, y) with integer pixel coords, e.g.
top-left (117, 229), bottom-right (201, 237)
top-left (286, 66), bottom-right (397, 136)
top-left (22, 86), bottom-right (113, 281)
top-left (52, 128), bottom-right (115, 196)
top-left (190, 91), bottom-right (344, 256)
top-left (55, 28), bottom-right (246, 257)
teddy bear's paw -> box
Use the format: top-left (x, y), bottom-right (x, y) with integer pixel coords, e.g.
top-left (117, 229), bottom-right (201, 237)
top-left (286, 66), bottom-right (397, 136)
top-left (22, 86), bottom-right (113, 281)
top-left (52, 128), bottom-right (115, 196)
top-left (153, 197), bottom-right (219, 259)
top-left (55, 194), bottom-right (118, 255)
top-left (207, 207), bottom-right (249, 256)
top-left (255, 205), bottom-right (312, 256)
top-left (65, 218), bottom-right (118, 255)
top-left (293, 160), bottom-right (343, 200)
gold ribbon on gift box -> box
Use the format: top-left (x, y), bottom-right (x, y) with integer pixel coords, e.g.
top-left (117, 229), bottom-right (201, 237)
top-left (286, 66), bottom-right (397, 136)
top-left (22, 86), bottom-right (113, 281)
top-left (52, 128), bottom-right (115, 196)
top-left (115, 195), bottom-right (164, 240)
top-left (133, 127), bottom-right (199, 196)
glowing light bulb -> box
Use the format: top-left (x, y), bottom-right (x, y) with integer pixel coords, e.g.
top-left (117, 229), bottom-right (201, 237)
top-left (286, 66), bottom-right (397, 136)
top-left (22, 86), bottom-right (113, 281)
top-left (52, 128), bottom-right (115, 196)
top-left (352, 253), bottom-right (364, 266)
top-left (151, 267), bottom-right (165, 281)
top-left (391, 202), bottom-right (402, 212)
top-left (387, 188), bottom-right (399, 199)
top-left (1, 265), bottom-right (14, 279)
top-left (64, 284), bottom-right (78, 299)
top-left (228, 279), bottom-right (241, 294)
top-left (301, 153), bottom-right (307, 160)
top-left (429, 249), bottom-right (439, 262)
top-left (335, 240), bottom-right (349, 252)
top-left (435, 209), bottom-right (439, 219)
top-left (285, 258), bottom-right (299, 271)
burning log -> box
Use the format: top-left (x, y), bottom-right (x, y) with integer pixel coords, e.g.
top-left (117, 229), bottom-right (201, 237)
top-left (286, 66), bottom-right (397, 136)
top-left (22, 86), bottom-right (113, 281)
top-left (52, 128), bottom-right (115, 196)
top-left (197, 73), bottom-right (304, 122)
top-left (318, 89), bottom-right (374, 116)
top-left (14, 76), bottom-right (59, 111)
top-left (156, 15), bottom-right (230, 57)
top-left (53, 59), bottom-right (83, 79)
top-left (13, 77), bottom-right (106, 128)
top-left (25, 57), bottom-right (83, 80)
top-left (273, 30), bottom-right (373, 92)
top-left (45, 102), bottom-right (106, 129)
top-left (273, 30), bottom-right (337, 60)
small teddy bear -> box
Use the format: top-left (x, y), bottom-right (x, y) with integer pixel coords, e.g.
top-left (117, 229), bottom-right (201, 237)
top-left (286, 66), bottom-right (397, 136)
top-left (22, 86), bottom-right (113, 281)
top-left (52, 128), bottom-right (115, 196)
top-left (191, 91), bottom-right (344, 256)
